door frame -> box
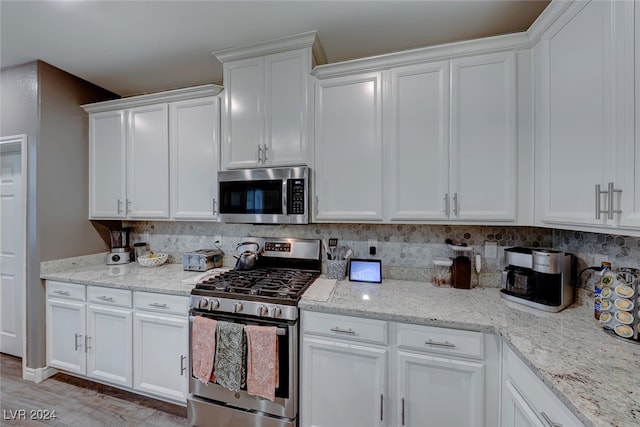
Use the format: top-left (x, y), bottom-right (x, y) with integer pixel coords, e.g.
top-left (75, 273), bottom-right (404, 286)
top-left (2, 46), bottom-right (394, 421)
top-left (0, 134), bottom-right (28, 369)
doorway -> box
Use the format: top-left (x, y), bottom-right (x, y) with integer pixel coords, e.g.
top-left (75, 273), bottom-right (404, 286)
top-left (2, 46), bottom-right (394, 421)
top-left (1, 134), bottom-right (27, 358)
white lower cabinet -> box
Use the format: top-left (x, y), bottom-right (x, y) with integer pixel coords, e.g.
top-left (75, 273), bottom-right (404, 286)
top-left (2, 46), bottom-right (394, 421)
top-left (301, 311), bottom-right (499, 427)
top-left (502, 345), bottom-right (584, 427)
top-left (46, 280), bottom-right (189, 404)
top-left (133, 292), bottom-right (189, 402)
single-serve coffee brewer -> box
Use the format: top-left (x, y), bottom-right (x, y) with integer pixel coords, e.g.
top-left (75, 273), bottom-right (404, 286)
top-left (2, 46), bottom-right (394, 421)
top-left (501, 247), bottom-right (574, 312)
top-left (106, 227), bottom-right (133, 265)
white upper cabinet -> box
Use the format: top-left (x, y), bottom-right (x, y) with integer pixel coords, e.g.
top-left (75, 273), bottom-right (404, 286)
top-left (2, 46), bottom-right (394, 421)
top-left (450, 52), bottom-right (517, 221)
top-left (169, 96), bottom-right (220, 220)
top-left (384, 61), bottom-right (450, 221)
top-left (126, 103), bottom-right (169, 219)
top-left (313, 72), bottom-right (384, 222)
top-left (533, 0), bottom-right (638, 234)
top-left (214, 32), bottom-right (323, 169)
top-left (84, 85), bottom-right (222, 221)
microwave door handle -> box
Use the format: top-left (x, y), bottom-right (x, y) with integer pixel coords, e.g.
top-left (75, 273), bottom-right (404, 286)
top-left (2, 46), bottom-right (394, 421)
top-left (282, 181), bottom-right (288, 215)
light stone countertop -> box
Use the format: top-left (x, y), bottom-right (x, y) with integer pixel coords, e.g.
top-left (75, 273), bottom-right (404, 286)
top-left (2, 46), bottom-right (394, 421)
top-left (42, 258), bottom-right (638, 427)
top-left (41, 262), bottom-right (203, 296)
top-left (299, 279), bottom-right (640, 427)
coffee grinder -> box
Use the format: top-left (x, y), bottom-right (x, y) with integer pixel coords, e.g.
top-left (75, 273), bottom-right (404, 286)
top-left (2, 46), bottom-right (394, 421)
top-left (106, 227), bottom-right (133, 265)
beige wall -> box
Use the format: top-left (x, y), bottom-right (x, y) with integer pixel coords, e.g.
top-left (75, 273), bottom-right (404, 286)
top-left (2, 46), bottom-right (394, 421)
top-left (1, 61), bottom-right (117, 368)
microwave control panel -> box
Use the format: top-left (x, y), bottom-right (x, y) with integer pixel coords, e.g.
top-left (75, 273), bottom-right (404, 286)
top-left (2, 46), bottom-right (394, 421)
top-left (287, 179), bottom-right (305, 214)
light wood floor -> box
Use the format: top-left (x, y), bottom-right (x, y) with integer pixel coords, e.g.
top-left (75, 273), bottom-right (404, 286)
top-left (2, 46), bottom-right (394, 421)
top-left (0, 353), bottom-right (187, 426)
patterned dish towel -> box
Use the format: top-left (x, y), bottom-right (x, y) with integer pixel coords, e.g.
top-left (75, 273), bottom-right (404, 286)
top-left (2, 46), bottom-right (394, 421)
top-left (214, 321), bottom-right (246, 392)
top-left (245, 325), bottom-right (279, 401)
top-left (191, 316), bottom-right (217, 384)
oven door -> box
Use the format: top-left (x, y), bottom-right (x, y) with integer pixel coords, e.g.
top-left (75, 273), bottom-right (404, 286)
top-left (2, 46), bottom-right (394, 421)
top-left (188, 310), bottom-right (298, 420)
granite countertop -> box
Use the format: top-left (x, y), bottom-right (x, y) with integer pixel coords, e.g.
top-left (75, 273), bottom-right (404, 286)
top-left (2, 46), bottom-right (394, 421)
top-left (299, 280), bottom-right (640, 427)
top-left (41, 261), bottom-right (204, 296)
top-left (42, 256), bottom-right (638, 427)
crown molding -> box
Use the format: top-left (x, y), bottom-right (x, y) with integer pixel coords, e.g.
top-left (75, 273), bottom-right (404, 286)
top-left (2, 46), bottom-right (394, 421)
top-left (82, 84), bottom-right (222, 113)
top-left (527, 0), bottom-right (583, 45)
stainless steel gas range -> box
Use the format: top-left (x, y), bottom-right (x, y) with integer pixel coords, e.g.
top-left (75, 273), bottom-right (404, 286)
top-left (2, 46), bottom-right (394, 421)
top-left (187, 237), bottom-right (321, 427)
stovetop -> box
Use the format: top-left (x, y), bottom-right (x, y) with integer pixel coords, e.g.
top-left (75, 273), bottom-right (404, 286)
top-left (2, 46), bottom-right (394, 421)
top-left (194, 268), bottom-right (320, 301)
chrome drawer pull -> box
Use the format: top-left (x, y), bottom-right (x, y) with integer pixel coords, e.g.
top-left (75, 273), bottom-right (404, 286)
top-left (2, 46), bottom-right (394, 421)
top-left (54, 290), bottom-right (71, 296)
top-left (85, 336), bottom-right (92, 353)
top-left (97, 296), bottom-right (115, 302)
top-left (425, 339), bottom-right (456, 348)
top-left (74, 333), bottom-right (82, 351)
top-left (149, 303), bottom-right (169, 309)
top-left (180, 355), bottom-right (187, 375)
top-left (540, 411), bottom-right (563, 427)
top-left (380, 394), bottom-right (384, 421)
top-left (401, 397), bottom-right (405, 425)
top-left (330, 327), bottom-right (356, 335)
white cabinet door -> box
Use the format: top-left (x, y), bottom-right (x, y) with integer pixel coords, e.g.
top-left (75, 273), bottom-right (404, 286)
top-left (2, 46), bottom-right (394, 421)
top-left (264, 49), bottom-right (310, 167)
top-left (133, 311), bottom-right (189, 402)
top-left (396, 350), bottom-right (484, 427)
top-left (502, 380), bottom-right (545, 427)
top-left (301, 336), bottom-right (387, 427)
top-left (170, 97), bottom-right (220, 220)
top-left (314, 72), bottom-right (384, 222)
top-left (222, 57), bottom-right (264, 169)
top-left (451, 51), bottom-right (517, 221)
top-left (86, 304), bottom-right (132, 387)
top-left (535, 0), bottom-right (617, 228)
top-left (126, 103), bottom-right (169, 219)
top-left (385, 61), bottom-right (450, 221)
top-left (89, 110), bottom-right (126, 219)
top-left (46, 299), bottom-right (86, 375)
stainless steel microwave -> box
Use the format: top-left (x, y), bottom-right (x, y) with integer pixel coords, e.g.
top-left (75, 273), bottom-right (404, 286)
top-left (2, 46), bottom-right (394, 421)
top-left (218, 166), bottom-right (309, 224)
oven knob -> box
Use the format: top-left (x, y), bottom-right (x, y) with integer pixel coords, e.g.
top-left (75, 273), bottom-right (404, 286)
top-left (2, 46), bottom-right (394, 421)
top-left (210, 299), bottom-right (220, 310)
top-left (270, 307), bottom-right (282, 318)
top-left (198, 298), bottom-right (210, 310)
top-left (257, 305), bottom-right (269, 317)
top-left (233, 302), bottom-right (243, 313)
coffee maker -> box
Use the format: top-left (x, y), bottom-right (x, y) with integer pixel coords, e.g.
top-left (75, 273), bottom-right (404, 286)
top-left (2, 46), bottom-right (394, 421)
top-left (501, 247), bottom-right (574, 312)
top-left (106, 227), bottom-right (133, 265)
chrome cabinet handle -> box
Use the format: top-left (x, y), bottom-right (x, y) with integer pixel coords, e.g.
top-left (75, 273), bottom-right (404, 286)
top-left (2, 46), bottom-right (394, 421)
top-left (149, 303), bottom-right (168, 309)
top-left (540, 411), bottom-right (563, 427)
top-left (54, 290), bottom-right (70, 296)
top-left (257, 144), bottom-right (263, 163)
top-left (380, 394), bottom-right (384, 421)
top-left (117, 199), bottom-right (123, 215)
top-left (330, 327), bottom-right (356, 335)
top-left (212, 198), bottom-right (217, 216)
top-left (595, 184), bottom-right (603, 219)
top-left (607, 182), bottom-right (622, 220)
top-left (444, 193), bottom-right (450, 216)
top-left (126, 199), bottom-right (132, 214)
top-left (453, 193), bottom-right (459, 216)
top-left (97, 296), bottom-right (114, 302)
top-left (401, 397), bottom-right (405, 426)
top-left (263, 144), bottom-right (268, 163)
top-left (180, 355), bottom-right (187, 376)
top-left (85, 335), bottom-right (91, 353)
top-left (425, 339), bottom-right (456, 348)
top-left (74, 333), bottom-right (82, 351)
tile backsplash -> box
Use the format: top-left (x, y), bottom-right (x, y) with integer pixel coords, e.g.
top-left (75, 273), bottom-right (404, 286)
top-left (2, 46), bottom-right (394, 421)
top-left (125, 221), bottom-right (639, 290)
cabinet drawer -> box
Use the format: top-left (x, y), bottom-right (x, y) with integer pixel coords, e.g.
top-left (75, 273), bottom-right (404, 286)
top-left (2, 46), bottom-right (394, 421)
top-left (134, 292), bottom-right (188, 316)
top-left (302, 311), bottom-right (387, 345)
top-left (87, 286), bottom-right (132, 308)
top-left (395, 322), bottom-right (484, 359)
top-left (503, 346), bottom-right (584, 427)
top-left (47, 280), bottom-right (86, 301)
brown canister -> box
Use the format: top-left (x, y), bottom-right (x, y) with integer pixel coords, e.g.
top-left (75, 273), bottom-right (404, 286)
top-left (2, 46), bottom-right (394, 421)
top-left (452, 255), bottom-right (472, 289)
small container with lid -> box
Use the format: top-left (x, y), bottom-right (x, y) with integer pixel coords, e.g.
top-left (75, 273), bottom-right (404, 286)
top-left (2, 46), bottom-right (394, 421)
top-left (432, 258), bottom-right (453, 287)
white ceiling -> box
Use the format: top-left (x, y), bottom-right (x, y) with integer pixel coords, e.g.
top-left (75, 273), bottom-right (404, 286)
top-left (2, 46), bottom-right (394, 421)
top-left (1, 0), bottom-right (550, 97)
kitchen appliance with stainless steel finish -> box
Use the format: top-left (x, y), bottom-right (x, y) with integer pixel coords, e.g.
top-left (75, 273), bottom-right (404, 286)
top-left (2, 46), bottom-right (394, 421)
top-left (182, 249), bottom-right (223, 272)
top-left (106, 227), bottom-right (133, 265)
top-left (500, 247), bottom-right (574, 312)
top-left (218, 166), bottom-right (309, 224)
top-left (187, 237), bottom-right (321, 427)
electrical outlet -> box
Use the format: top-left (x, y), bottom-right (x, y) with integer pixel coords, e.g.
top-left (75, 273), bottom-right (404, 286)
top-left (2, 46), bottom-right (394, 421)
top-left (484, 241), bottom-right (498, 258)
top-left (368, 239), bottom-right (378, 256)
top-left (593, 254), bottom-right (609, 267)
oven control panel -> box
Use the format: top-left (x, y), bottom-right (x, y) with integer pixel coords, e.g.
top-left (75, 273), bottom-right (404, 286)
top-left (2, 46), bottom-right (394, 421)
top-left (190, 296), bottom-right (298, 321)
top-left (264, 242), bottom-right (291, 253)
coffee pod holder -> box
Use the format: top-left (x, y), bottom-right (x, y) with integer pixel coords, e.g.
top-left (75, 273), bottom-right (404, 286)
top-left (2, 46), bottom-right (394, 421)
top-left (599, 268), bottom-right (639, 344)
